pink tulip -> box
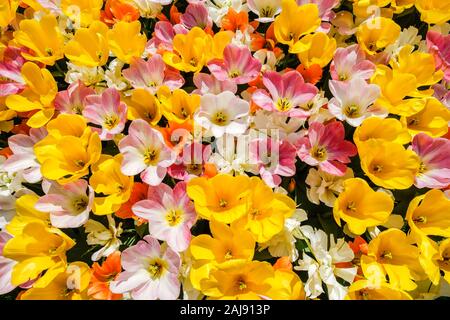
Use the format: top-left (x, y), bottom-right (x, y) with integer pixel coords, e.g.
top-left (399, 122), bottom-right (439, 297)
top-left (54, 80), bottom-right (95, 114)
top-left (192, 73), bottom-right (237, 95)
top-left (252, 70), bottom-right (318, 118)
top-left (119, 119), bottom-right (176, 186)
top-left (110, 235), bottom-right (181, 300)
top-left (168, 141), bottom-right (212, 181)
top-left (35, 179), bottom-right (94, 228)
top-left (427, 31), bottom-right (450, 82)
top-left (328, 77), bottom-right (385, 127)
top-left (0, 47), bottom-right (26, 97)
top-left (180, 2), bottom-right (212, 30)
top-left (330, 44), bottom-right (375, 81)
top-left (0, 232), bottom-right (16, 295)
top-left (250, 137), bottom-right (297, 187)
top-left (207, 44), bottom-right (262, 84)
top-left (412, 133), bottom-right (450, 189)
top-left (83, 88), bottom-right (127, 140)
top-left (2, 128), bottom-right (47, 183)
top-left (295, 121), bottom-right (357, 176)
top-left (132, 182), bottom-right (196, 252)
top-left (432, 83), bottom-right (450, 109)
top-left (122, 54), bottom-right (184, 94)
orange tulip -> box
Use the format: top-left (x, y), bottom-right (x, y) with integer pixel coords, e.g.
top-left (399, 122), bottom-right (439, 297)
top-left (221, 8), bottom-right (250, 32)
top-left (157, 120), bottom-right (193, 153)
top-left (116, 182), bottom-right (149, 220)
top-left (101, 0), bottom-right (140, 25)
top-left (88, 251), bottom-right (123, 300)
top-left (297, 64), bottom-right (323, 85)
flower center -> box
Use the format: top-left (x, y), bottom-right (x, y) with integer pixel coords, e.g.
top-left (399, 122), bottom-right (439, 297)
top-left (75, 159), bottom-right (85, 168)
top-left (71, 105), bottom-right (83, 114)
top-left (260, 6), bottom-right (275, 17)
top-left (358, 289), bottom-right (370, 300)
top-left (344, 104), bottom-right (360, 118)
top-left (72, 196), bottom-right (88, 213)
top-left (189, 58), bottom-right (198, 67)
top-left (407, 117), bottom-right (419, 127)
top-left (148, 260), bottom-right (165, 279)
top-left (276, 97), bottom-right (292, 112)
top-left (186, 163), bottom-right (202, 175)
top-left (179, 107), bottom-right (189, 119)
top-left (229, 70), bottom-right (241, 78)
top-left (103, 115), bottom-right (119, 130)
top-left (346, 201), bottom-right (357, 212)
top-left (213, 111), bottom-right (228, 126)
top-left (165, 209), bottom-right (183, 227)
top-left (413, 216), bottom-right (427, 224)
top-left (235, 277), bottom-right (247, 291)
top-left (250, 208), bottom-right (263, 220)
top-left (311, 146), bottom-right (327, 161)
top-left (143, 149), bottom-right (159, 165)
top-left (219, 198), bottom-right (228, 208)
top-left (418, 162), bottom-right (427, 174)
top-left (224, 249), bottom-right (233, 260)
top-left (380, 250), bottom-right (393, 261)
top-left (371, 163), bottom-right (383, 173)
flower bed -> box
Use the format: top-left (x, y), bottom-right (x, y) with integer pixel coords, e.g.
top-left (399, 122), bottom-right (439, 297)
top-left (0, 0), bottom-right (449, 300)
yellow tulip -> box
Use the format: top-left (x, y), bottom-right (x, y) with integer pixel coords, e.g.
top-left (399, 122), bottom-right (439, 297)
top-left (390, 0), bottom-right (415, 14)
top-left (163, 27), bottom-right (217, 73)
top-left (415, 0), bottom-right (450, 25)
top-left (371, 65), bottom-right (426, 117)
top-left (0, 101), bottom-right (16, 133)
top-left (13, 14), bottom-right (64, 65)
top-left (353, 117), bottom-right (411, 148)
top-left (345, 280), bottom-right (413, 300)
top-left (3, 220), bottom-right (75, 287)
top-left (199, 259), bottom-right (274, 300)
top-left (406, 189), bottom-right (450, 238)
top-left (274, 0), bottom-right (321, 53)
top-left (34, 114), bottom-right (102, 184)
top-left (265, 268), bottom-right (306, 300)
top-left (232, 177), bottom-right (295, 243)
top-left (187, 174), bottom-right (251, 224)
top-left (352, 2), bottom-right (394, 19)
top-left (108, 21), bottom-right (147, 64)
top-left (157, 87), bottom-right (200, 124)
top-left (333, 178), bottom-right (394, 235)
top-left (124, 89), bottom-right (162, 126)
top-left (414, 234), bottom-right (441, 285)
top-left (361, 228), bottom-right (426, 291)
top-left (89, 154), bottom-right (134, 215)
top-left (438, 239), bottom-right (450, 285)
top-left (189, 220), bottom-right (255, 290)
top-left (0, 0), bottom-right (19, 28)
top-left (390, 45), bottom-right (443, 90)
top-left (295, 32), bottom-right (336, 68)
top-left (359, 139), bottom-right (420, 190)
top-left (64, 21), bottom-right (109, 67)
top-left (6, 62), bottom-right (57, 128)
top-left (356, 17), bottom-right (400, 55)
top-left (5, 194), bottom-right (49, 236)
top-left (61, 0), bottom-right (103, 27)
top-left (210, 31), bottom-right (234, 60)
top-left (401, 97), bottom-right (450, 138)
top-left (20, 262), bottom-right (91, 300)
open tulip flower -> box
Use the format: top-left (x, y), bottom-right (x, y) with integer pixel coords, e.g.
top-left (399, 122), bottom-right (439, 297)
top-left (1, 0), bottom-right (450, 302)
